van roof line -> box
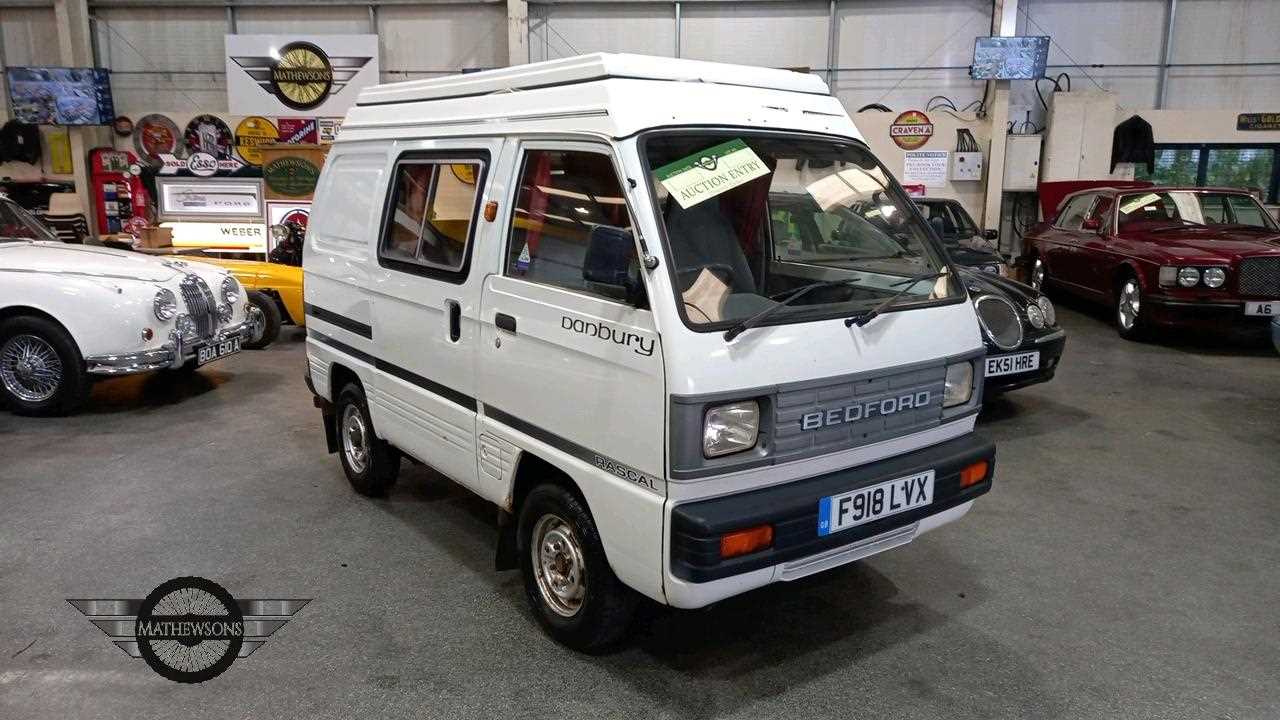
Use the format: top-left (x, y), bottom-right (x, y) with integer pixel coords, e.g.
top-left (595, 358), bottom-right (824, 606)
top-left (355, 52), bottom-right (831, 107)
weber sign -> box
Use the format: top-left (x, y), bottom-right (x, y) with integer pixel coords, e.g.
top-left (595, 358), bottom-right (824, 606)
top-left (226, 35), bottom-right (379, 116)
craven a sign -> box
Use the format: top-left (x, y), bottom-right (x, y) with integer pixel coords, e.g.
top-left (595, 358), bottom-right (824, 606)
top-left (226, 34), bottom-right (379, 116)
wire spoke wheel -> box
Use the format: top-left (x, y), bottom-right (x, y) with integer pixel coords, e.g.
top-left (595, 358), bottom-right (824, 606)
top-left (135, 577), bottom-right (243, 684)
top-left (0, 334), bottom-right (63, 403)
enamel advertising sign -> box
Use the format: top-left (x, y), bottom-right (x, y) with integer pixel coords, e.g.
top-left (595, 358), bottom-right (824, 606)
top-left (226, 35), bottom-right (379, 117)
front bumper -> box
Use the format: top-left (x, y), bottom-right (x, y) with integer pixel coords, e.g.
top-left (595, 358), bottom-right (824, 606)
top-left (85, 307), bottom-right (263, 375)
top-left (1144, 295), bottom-right (1276, 334)
top-left (667, 433), bottom-right (995, 595)
top-left (985, 329), bottom-right (1067, 394)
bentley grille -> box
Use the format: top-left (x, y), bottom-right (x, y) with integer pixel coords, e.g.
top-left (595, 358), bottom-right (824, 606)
top-left (179, 274), bottom-right (219, 340)
top-left (1238, 257), bottom-right (1280, 296)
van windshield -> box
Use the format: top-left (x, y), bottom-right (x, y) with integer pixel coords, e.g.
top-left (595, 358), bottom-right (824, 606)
top-left (644, 132), bottom-right (960, 330)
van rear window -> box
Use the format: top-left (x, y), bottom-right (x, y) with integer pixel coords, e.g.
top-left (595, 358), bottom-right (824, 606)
top-left (379, 157), bottom-right (485, 279)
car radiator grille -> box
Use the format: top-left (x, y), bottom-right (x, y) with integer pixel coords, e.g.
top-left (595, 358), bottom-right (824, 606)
top-left (179, 274), bottom-right (219, 340)
top-left (1238, 257), bottom-right (1280, 296)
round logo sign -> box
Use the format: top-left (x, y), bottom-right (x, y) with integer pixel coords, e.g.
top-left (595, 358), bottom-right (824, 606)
top-left (889, 110), bottom-right (935, 150)
top-left (264, 156), bottom-right (321, 197)
top-left (271, 42), bottom-right (334, 111)
top-left (187, 152), bottom-right (219, 177)
top-left (133, 576), bottom-right (244, 684)
top-left (113, 115), bottom-right (134, 137)
top-left (235, 116), bottom-right (279, 167)
top-left (134, 114), bottom-right (181, 166)
top-left (184, 115), bottom-right (234, 160)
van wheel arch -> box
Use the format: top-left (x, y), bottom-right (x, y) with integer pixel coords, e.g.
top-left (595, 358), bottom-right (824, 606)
top-left (497, 451), bottom-right (591, 571)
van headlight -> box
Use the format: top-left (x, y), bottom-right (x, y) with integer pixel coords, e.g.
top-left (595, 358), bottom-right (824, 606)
top-left (153, 288), bottom-right (178, 320)
top-left (703, 401), bottom-right (760, 458)
top-left (221, 275), bottom-right (241, 304)
top-left (944, 362), bottom-right (974, 408)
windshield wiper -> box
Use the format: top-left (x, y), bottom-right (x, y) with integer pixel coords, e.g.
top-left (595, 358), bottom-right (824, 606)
top-left (723, 278), bottom-right (865, 342)
top-left (844, 271), bottom-right (949, 328)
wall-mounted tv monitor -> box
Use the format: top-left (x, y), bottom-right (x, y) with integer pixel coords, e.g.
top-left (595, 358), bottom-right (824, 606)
top-left (5, 67), bottom-right (115, 126)
top-left (971, 36), bottom-right (1050, 80)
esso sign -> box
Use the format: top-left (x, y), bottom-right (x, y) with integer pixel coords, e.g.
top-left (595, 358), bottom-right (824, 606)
top-left (187, 152), bottom-right (218, 177)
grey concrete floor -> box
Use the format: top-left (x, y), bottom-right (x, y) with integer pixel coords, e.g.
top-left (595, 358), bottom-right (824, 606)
top-left (1, 304), bottom-right (1278, 720)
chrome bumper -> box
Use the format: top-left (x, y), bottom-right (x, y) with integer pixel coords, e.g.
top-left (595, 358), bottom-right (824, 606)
top-left (85, 307), bottom-right (263, 376)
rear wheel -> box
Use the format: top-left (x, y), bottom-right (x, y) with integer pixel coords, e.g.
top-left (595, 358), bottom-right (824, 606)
top-left (335, 382), bottom-right (400, 496)
top-left (244, 291), bottom-right (281, 350)
top-left (0, 316), bottom-right (91, 416)
top-left (518, 483), bottom-right (636, 652)
top-left (1115, 275), bottom-right (1148, 340)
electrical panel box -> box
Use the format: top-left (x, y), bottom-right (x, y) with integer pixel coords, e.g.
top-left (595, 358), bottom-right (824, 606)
top-left (952, 151), bottom-right (984, 181)
top-left (1003, 135), bottom-right (1043, 191)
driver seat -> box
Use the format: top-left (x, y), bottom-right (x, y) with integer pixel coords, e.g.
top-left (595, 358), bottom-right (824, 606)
top-left (664, 200), bottom-right (757, 294)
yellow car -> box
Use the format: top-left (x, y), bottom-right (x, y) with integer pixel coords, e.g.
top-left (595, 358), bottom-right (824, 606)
top-left (186, 257), bottom-right (303, 349)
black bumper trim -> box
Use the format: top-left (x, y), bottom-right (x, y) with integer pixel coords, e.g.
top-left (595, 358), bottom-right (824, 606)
top-left (985, 332), bottom-right (1066, 394)
top-left (670, 433), bottom-right (995, 583)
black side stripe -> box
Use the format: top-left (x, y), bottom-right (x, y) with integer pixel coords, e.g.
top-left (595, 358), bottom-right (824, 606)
top-left (484, 406), bottom-right (661, 490)
top-left (308, 331), bottom-right (477, 412)
top-left (305, 304), bottom-right (373, 339)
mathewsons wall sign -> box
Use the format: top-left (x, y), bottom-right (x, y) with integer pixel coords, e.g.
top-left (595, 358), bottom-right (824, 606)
top-left (889, 110), bottom-right (935, 150)
top-left (226, 34), bottom-right (379, 116)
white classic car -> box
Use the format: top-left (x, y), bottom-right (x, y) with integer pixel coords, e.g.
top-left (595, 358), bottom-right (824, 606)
top-left (0, 199), bottom-right (262, 415)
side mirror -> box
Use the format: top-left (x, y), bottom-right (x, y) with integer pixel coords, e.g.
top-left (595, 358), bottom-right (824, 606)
top-left (983, 228), bottom-right (999, 240)
top-left (1082, 217), bottom-right (1102, 232)
top-left (583, 225), bottom-right (644, 305)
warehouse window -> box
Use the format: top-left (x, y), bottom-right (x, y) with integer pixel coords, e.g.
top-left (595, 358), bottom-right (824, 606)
top-left (1136, 144), bottom-right (1280, 204)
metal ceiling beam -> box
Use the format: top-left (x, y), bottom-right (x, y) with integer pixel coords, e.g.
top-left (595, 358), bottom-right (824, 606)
top-left (86, 0), bottom-right (500, 7)
top-left (1154, 0), bottom-right (1178, 109)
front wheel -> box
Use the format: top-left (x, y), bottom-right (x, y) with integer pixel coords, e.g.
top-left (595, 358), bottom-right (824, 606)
top-left (243, 291), bottom-right (281, 350)
top-left (518, 484), bottom-right (637, 652)
top-left (0, 316), bottom-right (91, 416)
top-left (1115, 276), bottom-right (1147, 340)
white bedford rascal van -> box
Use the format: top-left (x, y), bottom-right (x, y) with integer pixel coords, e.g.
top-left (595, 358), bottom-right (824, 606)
top-left (303, 53), bottom-right (996, 651)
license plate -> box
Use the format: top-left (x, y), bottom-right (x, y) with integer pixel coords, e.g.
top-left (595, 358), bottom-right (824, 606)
top-left (1244, 301), bottom-right (1279, 316)
top-left (196, 337), bottom-right (241, 366)
top-left (985, 351), bottom-right (1040, 377)
top-left (817, 470), bottom-right (934, 537)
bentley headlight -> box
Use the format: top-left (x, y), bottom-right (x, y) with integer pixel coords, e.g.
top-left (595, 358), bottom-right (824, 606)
top-left (1038, 296), bottom-right (1056, 326)
top-left (703, 401), bottom-right (760, 458)
top-left (1026, 303), bottom-right (1045, 329)
top-left (1203, 267), bottom-right (1226, 288)
top-left (221, 275), bottom-right (241, 304)
top-left (153, 288), bottom-right (178, 320)
top-left (1177, 267), bottom-right (1200, 287)
top-left (944, 362), bottom-right (974, 408)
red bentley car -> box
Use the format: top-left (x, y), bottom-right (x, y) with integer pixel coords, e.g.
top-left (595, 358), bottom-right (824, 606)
top-left (1023, 187), bottom-right (1280, 339)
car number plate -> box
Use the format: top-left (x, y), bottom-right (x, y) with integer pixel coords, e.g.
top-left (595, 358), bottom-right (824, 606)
top-left (817, 470), bottom-right (934, 537)
top-left (196, 337), bottom-right (241, 366)
top-left (1244, 301), bottom-right (1279, 316)
top-left (985, 351), bottom-right (1040, 377)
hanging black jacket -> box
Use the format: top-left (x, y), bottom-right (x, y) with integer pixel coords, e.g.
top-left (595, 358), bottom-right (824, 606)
top-left (1112, 115), bottom-right (1154, 173)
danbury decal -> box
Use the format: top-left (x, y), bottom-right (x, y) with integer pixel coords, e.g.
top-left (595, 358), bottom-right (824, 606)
top-left (802, 391), bottom-right (932, 430)
top-left (562, 316), bottom-right (655, 357)
top-left (593, 454), bottom-right (660, 493)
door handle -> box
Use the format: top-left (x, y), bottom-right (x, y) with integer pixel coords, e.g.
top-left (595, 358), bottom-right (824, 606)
top-left (445, 299), bottom-right (461, 342)
top-left (495, 312), bottom-right (517, 334)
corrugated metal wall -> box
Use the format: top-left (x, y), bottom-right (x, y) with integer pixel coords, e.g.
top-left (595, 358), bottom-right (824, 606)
top-left (0, 0), bottom-right (1277, 116)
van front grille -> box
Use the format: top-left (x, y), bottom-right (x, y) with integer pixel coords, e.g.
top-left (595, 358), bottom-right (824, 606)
top-left (1238, 257), bottom-right (1280, 296)
top-left (180, 274), bottom-right (218, 340)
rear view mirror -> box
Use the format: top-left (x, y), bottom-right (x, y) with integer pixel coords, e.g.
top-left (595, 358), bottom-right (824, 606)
top-left (1082, 217), bottom-right (1102, 232)
top-left (583, 225), bottom-right (645, 305)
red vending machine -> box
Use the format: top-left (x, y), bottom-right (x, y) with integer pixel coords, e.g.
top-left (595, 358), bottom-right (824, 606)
top-left (88, 148), bottom-right (150, 234)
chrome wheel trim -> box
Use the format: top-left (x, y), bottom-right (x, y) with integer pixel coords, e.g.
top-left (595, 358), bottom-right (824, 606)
top-left (1031, 259), bottom-right (1045, 290)
top-left (0, 334), bottom-right (63, 403)
top-left (341, 403), bottom-right (369, 474)
top-left (248, 306), bottom-right (266, 344)
top-left (1118, 280), bottom-right (1141, 331)
top-left (531, 513), bottom-right (587, 618)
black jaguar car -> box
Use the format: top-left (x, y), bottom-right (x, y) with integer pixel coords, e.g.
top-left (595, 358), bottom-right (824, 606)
top-left (960, 266), bottom-right (1066, 393)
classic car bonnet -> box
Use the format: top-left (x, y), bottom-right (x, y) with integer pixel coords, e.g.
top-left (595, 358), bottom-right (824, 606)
top-left (0, 242), bottom-right (182, 283)
top-left (1137, 230), bottom-right (1280, 264)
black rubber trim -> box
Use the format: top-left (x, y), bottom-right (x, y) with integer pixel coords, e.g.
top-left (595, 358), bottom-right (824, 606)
top-left (670, 433), bottom-right (995, 583)
top-left (308, 331), bottom-right (477, 412)
top-left (304, 304), bottom-right (372, 339)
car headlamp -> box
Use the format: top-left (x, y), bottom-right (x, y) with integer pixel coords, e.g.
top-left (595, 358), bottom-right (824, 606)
top-left (153, 288), bottom-right (178, 320)
top-left (1203, 267), bottom-right (1226, 288)
top-left (1158, 266), bottom-right (1178, 287)
top-left (943, 362), bottom-right (973, 408)
top-left (1177, 267), bottom-right (1200, 287)
top-left (221, 275), bottom-right (240, 304)
top-left (1026, 303), bottom-right (1045, 329)
top-left (175, 314), bottom-right (197, 339)
top-left (1038, 296), bottom-right (1056, 326)
top-left (703, 401), bottom-right (760, 458)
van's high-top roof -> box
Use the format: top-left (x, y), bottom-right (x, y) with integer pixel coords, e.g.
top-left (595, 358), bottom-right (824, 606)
top-left (356, 53), bottom-right (830, 106)
top-left (340, 54), bottom-right (858, 143)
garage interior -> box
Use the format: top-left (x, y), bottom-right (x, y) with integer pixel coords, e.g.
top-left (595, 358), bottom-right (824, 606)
top-left (2, 1), bottom-right (1279, 718)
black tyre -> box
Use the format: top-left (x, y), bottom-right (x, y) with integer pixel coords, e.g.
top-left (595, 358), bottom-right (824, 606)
top-left (1115, 274), bottom-right (1148, 340)
top-left (244, 291), bottom-right (281, 350)
top-left (518, 483), bottom-right (637, 652)
top-left (335, 382), bottom-right (400, 496)
top-left (0, 316), bottom-right (91, 416)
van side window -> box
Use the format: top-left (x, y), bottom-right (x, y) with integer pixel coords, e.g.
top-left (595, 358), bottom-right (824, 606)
top-left (380, 157), bottom-right (485, 278)
top-left (505, 149), bottom-right (643, 303)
